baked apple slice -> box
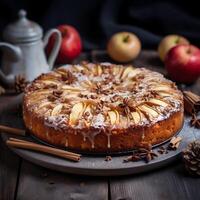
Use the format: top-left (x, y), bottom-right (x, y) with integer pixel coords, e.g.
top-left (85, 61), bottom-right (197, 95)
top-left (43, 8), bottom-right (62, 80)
top-left (38, 101), bottom-right (52, 109)
top-left (69, 102), bottom-right (85, 125)
top-left (73, 65), bottom-right (85, 72)
top-left (121, 66), bottom-right (134, 79)
top-left (97, 65), bottom-right (103, 76)
top-left (41, 80), bottom-right (59, 85)
top-left (131, 111), bottom-right (141, 124)
top-left (138, 104), bottom-right (159, 119)
top-left (108, 110), bottom-right (120, 125)
top-left (62, 85), bottom-right (82, 92)
top-left (51, 104), bottom-right (63, 116)
top-left (112, 66), bottom-right (121, 76)
top-left (147, 98), bottom-right (169, 107)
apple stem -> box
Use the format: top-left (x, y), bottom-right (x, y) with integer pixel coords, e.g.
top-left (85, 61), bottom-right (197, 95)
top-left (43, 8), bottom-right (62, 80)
top-left (187, 45), bottom-right (191, 54)
top-left (123, 35), bottom-right (130, 43)
top-left (175, 37), bottom-right (180, 44)
top-left (61, 29), bottom-right (68, 37)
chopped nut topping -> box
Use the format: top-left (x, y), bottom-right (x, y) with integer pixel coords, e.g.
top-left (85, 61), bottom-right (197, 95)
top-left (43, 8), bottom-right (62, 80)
top-left (53, 90), bottom-right (63, 97)
top-left (43, 83), bottom-right (58, 89)
top-left (47, 94), bottom-right (57, 101)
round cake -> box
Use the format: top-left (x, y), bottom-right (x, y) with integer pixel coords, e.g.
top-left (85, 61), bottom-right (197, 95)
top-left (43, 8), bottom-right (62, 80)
top-left (23, 63), bottom-right (184, 153)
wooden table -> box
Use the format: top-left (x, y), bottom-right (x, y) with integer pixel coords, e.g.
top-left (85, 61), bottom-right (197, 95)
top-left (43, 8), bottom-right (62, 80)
top-left (0, 51), bottom-right (200, 200)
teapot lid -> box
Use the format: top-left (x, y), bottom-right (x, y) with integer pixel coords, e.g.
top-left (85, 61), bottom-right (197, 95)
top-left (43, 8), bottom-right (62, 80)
top-left (3, 10), bottom-right (43, 43)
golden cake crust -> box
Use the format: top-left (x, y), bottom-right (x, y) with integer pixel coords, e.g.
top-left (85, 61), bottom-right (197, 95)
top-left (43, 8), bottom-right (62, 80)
top-left (23, 63), bottom-right (184, 152)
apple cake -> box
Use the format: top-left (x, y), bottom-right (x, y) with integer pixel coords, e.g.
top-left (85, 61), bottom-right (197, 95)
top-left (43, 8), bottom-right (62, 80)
top-left (23, 63), bottom-right (184, 153)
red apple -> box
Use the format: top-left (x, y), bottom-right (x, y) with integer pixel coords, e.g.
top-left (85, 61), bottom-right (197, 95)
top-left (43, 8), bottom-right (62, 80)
top-left (165, 44), bottom-right (200, 84)
top-left (47, 25), bottom-right (82, 64)
top-left (158, 35), bottom-right (189, 61)
top-left (107, 32), bottom-right (141, 63)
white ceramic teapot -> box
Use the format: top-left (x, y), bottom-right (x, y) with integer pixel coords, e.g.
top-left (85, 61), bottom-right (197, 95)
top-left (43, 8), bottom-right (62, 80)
top-left (0, 10), bottom-right (61, 87)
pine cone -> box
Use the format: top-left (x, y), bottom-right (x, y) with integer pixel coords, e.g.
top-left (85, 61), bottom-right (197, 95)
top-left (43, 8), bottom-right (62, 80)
top-left (182, 140), bottom-right (200, 176)
top-left (15, 75), bottom-right (29, 93)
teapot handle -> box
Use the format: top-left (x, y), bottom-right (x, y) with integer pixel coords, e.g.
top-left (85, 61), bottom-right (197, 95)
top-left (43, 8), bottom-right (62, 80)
top-left (43, 29), bottom-right (61, 70)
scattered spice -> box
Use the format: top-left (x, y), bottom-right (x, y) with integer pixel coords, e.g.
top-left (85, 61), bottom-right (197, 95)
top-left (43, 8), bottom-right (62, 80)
top-left (105, 156), bottom-right (112, 161)
top-left (167, 136), bottom-right (182, 150)
top-left (123, 147), bottom-right (158, 163)
top-left (157, 146), bottom-right (168, 154)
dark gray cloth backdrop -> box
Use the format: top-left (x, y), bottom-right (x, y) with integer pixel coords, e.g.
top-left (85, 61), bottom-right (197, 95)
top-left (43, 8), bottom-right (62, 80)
top-left (0, 0), bottom-right (200, 50)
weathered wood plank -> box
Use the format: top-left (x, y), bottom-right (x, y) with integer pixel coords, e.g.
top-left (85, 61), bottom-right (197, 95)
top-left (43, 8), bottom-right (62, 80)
top-left (0, 98), bottom-right (24, 200)
top-left (0, 138), bottom-right (21, 200)
top-left (16, 160), bottom-right (108, 200)
top-left (110, 162), bottom-right (200, 200)
top-left (0, 106), bottom-right (22, 200)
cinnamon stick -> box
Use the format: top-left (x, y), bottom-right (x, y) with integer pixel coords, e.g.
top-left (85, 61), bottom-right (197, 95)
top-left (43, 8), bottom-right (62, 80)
top-left (7, 138), bottom-right (81, 162)
top-left (0, 125), bottom-right (26, 136)
top-left (183, 91), bottom-right (200, 114)
top-left (168, 136), bottom-right (182, 150)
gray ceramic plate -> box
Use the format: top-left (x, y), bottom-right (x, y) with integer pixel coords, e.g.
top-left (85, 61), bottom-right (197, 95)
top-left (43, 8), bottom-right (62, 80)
top-left (0, 95), bottom-right (198, 176)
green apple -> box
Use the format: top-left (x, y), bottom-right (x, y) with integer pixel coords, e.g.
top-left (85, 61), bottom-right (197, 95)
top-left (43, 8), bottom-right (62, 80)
top-left (158, 34), bottom-right (189, 61)
top-left (107, 32), bottom-right (141, 63)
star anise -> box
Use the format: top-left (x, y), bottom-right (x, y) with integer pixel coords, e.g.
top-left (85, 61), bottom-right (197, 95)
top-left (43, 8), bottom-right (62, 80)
top-left (123, 147), bottom-right (158, 163)
top-left (190, 113), bottom-right (200, 129)
top-left (92, 83), bottom-right (110, 95)
top-left (119, 97), bottom-right (136, 115)
top-left (61, 71), bottom-right (77, 84)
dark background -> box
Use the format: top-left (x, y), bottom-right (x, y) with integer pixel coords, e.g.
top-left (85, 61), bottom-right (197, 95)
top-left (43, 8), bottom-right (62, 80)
top-left (0, 0), bottom-right (200, 51)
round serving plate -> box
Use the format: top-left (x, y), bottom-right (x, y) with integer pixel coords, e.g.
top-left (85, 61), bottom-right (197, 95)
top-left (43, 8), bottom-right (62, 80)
top-left (0, 95), bottom-right (198, 176)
